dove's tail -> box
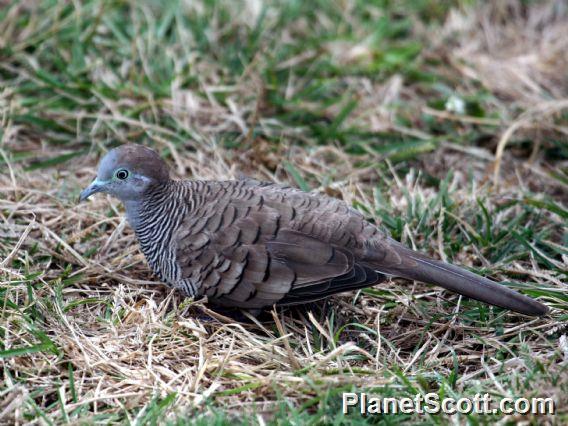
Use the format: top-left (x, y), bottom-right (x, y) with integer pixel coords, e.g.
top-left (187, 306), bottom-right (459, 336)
top-left (369, 241), bottom-right (548, 316)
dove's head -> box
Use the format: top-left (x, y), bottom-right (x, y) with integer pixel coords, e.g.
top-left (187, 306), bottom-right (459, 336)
top-left (79, 144), bottom-right (170, 203)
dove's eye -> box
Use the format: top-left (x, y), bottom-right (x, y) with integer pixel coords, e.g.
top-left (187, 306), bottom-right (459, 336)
top-left (115, 169), bottom-right (129, 180)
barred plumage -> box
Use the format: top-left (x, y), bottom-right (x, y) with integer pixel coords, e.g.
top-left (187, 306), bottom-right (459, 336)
top-left (134, 181), bottom-right (191, 289)
top-left (80, 144), bottom-right (549, 317)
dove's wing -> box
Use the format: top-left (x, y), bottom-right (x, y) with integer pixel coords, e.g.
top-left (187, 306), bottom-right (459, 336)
top-left (173, 181), bottom-right (384, 308)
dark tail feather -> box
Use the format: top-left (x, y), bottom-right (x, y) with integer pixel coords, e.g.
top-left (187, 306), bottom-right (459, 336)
top-left (375, 243), bottom-right (548, 316)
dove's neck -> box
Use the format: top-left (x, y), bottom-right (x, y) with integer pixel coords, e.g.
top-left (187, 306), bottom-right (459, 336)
top-left (123, 180), bottom-right (193, 286)
top-left (123, 180), bottom-right (193, 233)
top-left (123, 181), bottom-right (174, 230)
top-left (124, 199), bottom-right (143, 230)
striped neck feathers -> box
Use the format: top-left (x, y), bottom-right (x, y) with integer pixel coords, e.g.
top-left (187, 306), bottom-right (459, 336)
top-left (124, 181), bottom-right (173, 231)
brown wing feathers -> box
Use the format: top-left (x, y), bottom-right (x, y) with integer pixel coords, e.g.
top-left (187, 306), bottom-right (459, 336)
top-left (174, 183), bottom-right (380, 309)
top-left (279, 265), bottom-right (385, 306)
top-left (172, 180), bottom-right (547, 316)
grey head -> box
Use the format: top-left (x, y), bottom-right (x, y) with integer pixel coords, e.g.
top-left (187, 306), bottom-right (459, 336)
top-left (79, 144), bottom-right (170, 204)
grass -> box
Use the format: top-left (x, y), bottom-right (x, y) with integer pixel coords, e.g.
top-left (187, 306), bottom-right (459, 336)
top-left (0, 0), bottom-right (567, 424)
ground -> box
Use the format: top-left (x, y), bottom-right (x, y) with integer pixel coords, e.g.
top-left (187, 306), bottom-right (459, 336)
top-left (0, 0), bottom-right (567, 424)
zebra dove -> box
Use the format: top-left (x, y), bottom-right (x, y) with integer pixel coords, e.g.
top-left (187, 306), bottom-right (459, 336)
top-left (79, 144), bottom-right (548, 316)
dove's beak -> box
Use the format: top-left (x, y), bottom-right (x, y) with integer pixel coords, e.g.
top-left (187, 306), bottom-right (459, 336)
top-left (79, 179), bottom-right (104, 202)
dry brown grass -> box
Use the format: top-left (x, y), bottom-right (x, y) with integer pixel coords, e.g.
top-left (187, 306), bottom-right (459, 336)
top-left (437, 0), bottom-right (568, 188)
